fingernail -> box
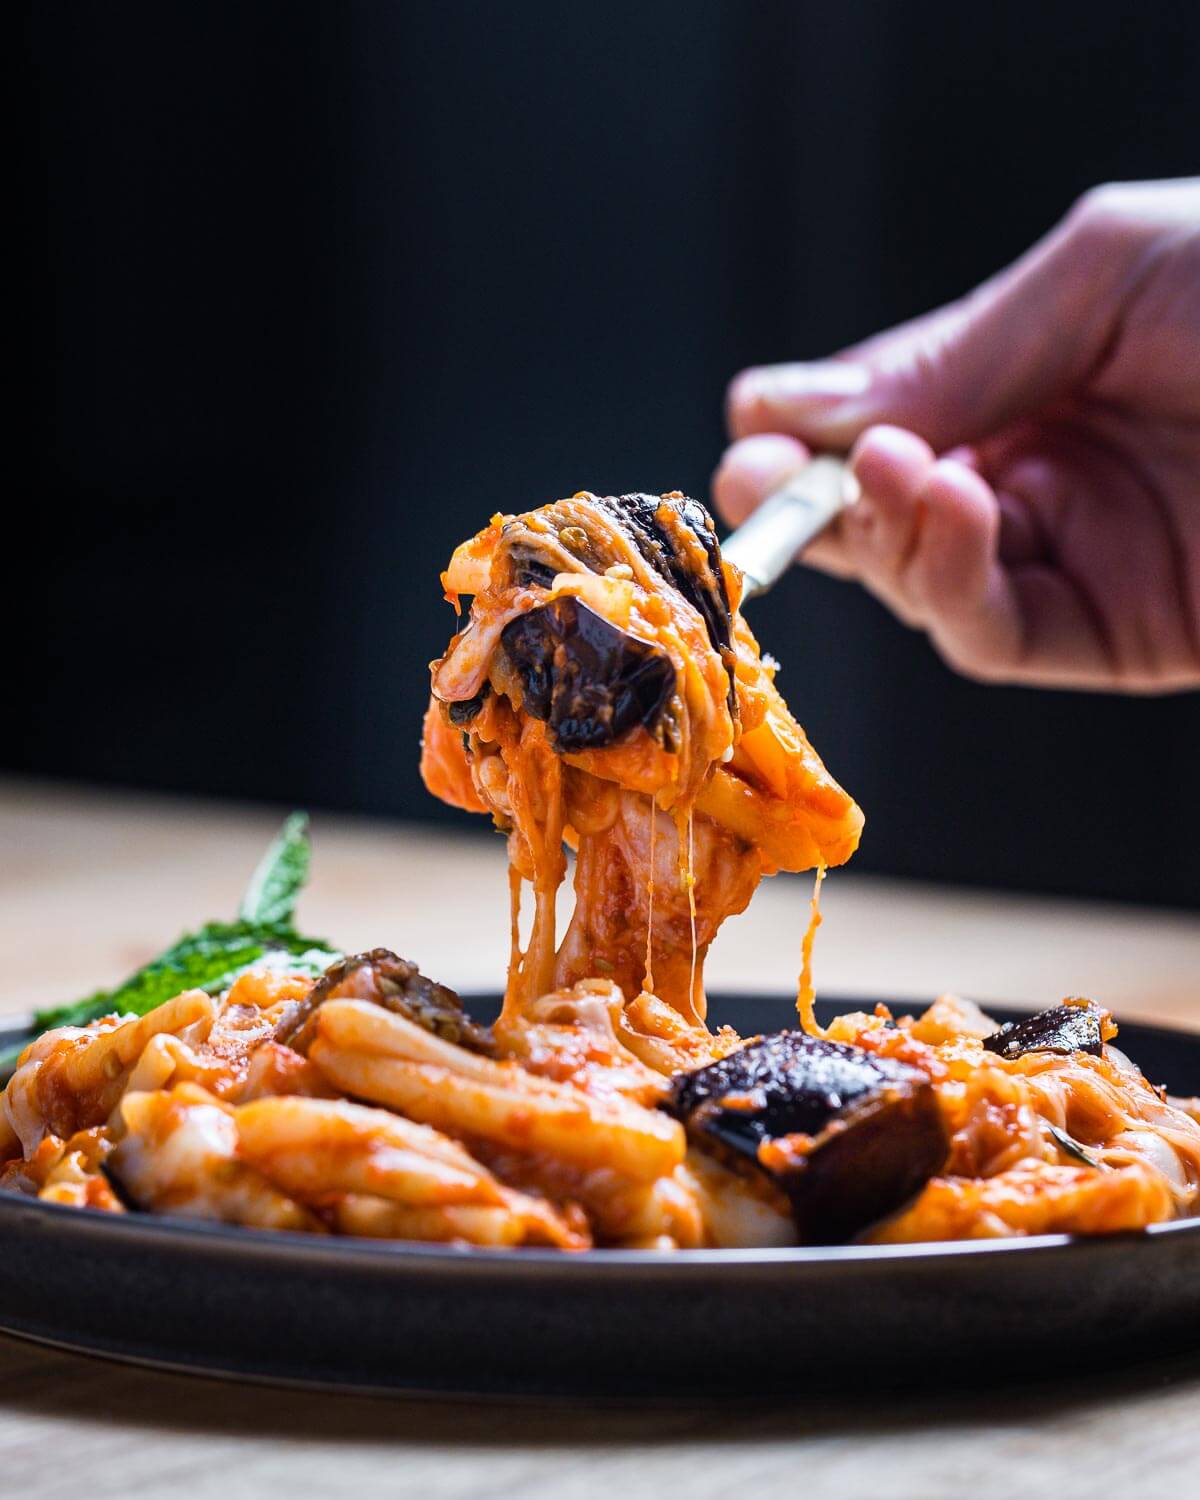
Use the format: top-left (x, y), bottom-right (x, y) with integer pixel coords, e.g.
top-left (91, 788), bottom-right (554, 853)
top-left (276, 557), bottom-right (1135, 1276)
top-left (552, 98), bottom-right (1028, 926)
top-left (739, 362), bottom-right (872, 406)
top-left (717, 432), bottom-right (809, 483)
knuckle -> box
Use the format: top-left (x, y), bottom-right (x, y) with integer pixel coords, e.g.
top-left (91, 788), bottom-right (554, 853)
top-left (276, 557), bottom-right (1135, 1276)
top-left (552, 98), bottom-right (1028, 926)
top-left (1050, 182), bottom-right (1159, 293)
top-left (1069, 179), bottom-right (1200, 259)
top-left (1073, 180), bottom-right (1124, 221)
top-left (892, 328), bottom-right (976, 444)
top-left (932, 636), bottom-right (997, 682)
top-left (1072, 180), bottom-right (1131, 226)
top-left (932, 629), bottom-right (1015, 684)
top-left (1066, 181), bottom-right (1148, 252)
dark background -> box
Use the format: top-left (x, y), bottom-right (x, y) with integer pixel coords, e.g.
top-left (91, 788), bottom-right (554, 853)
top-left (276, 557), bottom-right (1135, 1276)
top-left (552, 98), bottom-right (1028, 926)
top-left (13, 1), bottom-right (1200, 905)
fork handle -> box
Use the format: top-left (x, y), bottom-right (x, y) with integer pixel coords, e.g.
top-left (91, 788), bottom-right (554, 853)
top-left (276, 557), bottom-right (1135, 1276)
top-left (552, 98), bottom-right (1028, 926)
top-left (720, 455), bottom-right (855, 601)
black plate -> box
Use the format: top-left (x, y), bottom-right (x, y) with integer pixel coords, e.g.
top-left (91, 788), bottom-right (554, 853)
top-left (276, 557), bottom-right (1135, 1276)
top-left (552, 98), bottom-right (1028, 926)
top-left (1, 994), bottom-right (1198, 1397)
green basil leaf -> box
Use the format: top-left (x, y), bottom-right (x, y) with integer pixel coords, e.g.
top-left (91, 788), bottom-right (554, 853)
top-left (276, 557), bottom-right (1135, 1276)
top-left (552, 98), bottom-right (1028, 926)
top-left (238, 811), bottom-right (312, 927)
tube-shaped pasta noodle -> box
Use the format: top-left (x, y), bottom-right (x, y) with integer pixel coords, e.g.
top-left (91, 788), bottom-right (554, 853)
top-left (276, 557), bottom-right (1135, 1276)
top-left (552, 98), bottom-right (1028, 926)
top-left (111, 1084), bottom-right (323, 1232)
top-left (4, 991), bottom-right (215, 1150)
top-left (335, 1197), bottom-right (526, 1245)
top-left (334, 1192), bottom-right (588, 1249)
top-left (311, 1006), bottom-right (684, 1181)
top-left (0, 1110), bottom-right (20, 1164)
top-left (236, 1096), bottom-right (505, 1207)
top-left (312, 997), bottom-right (502, 1080)
top-left (871, 1161), bottom-right (1174, 1243)
top-left (57, 991), bottom-right (214, 1100)
top-left (315, 1046), bottom-right (683, 1182)
top-left (592, 1168), bottom-right (706, 1246)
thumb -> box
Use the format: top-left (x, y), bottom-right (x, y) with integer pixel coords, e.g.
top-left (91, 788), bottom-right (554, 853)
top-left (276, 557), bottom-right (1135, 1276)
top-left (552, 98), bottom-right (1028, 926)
top-left (727, 193), bottom-right (1142, 453)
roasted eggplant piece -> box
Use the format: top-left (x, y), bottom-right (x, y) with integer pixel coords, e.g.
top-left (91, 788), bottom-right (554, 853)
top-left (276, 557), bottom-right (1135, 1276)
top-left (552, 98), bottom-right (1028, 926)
top-left (448, 682), bottom-right (491, 726)
top-left (594, 493), bottom-right (734, 667)
top-left (501, 595), bottom-right (677, 752)
top-left (982, 1000), bottom-right (1107, 1061)
top-left (506, 539), bottom-right (559, 590)
top-left (667, 1032), bottom-right (948, 1243)
top-left (500, 492), bottom-right (735, 709)
top-left (277, 949), bottom-right (494, 1056)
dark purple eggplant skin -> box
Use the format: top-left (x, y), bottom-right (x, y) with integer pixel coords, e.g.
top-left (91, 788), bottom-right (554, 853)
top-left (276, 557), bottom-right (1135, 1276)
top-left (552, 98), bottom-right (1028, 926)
top-left (982, 1001), bottom-right (1105, 1061)
top-left (448, 682), bottom-right (491, 726)
top-left (667, 1031), bottom-right (949, 1244)
top-left (506, 541), bottom-right (559, 591)
top-left (594, 493), bottom-right (734, 665)
top-left (501, 595), bottom-right (676, 752)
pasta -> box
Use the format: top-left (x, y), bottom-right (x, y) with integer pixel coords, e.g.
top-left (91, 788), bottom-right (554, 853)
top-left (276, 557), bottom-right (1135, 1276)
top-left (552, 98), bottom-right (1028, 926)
top-left (3, 490), bottom-right (1198, 1249)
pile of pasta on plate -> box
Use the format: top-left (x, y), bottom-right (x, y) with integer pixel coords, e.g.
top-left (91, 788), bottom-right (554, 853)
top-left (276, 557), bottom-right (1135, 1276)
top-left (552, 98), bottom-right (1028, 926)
top-left (4, 492), bottom-right (1200, 1248)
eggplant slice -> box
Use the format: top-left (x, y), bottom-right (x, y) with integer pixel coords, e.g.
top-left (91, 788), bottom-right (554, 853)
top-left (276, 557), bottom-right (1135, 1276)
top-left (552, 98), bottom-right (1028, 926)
top-left (277, 949), bottom-right (494, 1057)
top-left (667, 1031), bottom-right (948, 1243)
top-left (982, 1000), bottom-right (1106, 1061)
top-left (501, 595), bottom-right (677, 752)
top-left (499, 492), bottom-right (735, 726)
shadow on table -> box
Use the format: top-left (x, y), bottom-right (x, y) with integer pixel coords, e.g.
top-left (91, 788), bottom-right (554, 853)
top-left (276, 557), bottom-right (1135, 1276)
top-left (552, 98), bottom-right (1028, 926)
top-left (1, 1333), bottom-right (1196, 1447)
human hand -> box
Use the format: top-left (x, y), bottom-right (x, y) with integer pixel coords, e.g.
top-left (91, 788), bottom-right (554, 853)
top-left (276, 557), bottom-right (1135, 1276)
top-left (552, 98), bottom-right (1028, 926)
top-left (714, 179), bottom-right (1200, 692)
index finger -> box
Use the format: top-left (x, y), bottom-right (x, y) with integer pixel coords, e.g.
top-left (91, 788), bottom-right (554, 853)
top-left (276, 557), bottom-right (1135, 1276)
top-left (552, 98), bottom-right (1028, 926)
top-left (711, 433), bottom-right (811, 527)
top-left (712, 432), bottom-right (854, 577)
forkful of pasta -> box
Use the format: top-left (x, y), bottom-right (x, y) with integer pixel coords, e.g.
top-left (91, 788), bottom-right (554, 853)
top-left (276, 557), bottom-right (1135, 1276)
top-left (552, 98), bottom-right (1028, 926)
top-left (420, 476), bottom-right (864, 1041)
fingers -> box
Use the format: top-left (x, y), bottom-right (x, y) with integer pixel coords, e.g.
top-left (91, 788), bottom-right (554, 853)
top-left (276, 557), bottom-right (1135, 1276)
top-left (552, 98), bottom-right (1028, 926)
top-left (712, 433), bottom-right (856, 578)
top-left (840, 428), bottom-right (939, 617)
top-left (897, 455), bottom-right (1025, 677)
top-left (714, 417), bottom-right (1193, 688)
top-left (753, 423), bottom-right (1026, 682)
top-left (725, 363), bottom-right (873, 449)
top-left (712, 433), bottom-right (811, 526)
top-left (851, 428), bottom-right (1027, 676)
top-left (712, 420), bottom-right (1141, 687)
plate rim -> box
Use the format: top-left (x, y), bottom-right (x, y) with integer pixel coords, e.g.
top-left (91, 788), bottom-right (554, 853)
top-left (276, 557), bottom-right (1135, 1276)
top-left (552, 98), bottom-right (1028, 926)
top-left (3, 1187), bottom-right (1200, 1273)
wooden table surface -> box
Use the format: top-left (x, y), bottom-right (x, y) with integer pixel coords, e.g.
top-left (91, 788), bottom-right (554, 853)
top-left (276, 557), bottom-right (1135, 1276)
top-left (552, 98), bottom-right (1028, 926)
top-left (2, 776), bottom-right (1199, 1497)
